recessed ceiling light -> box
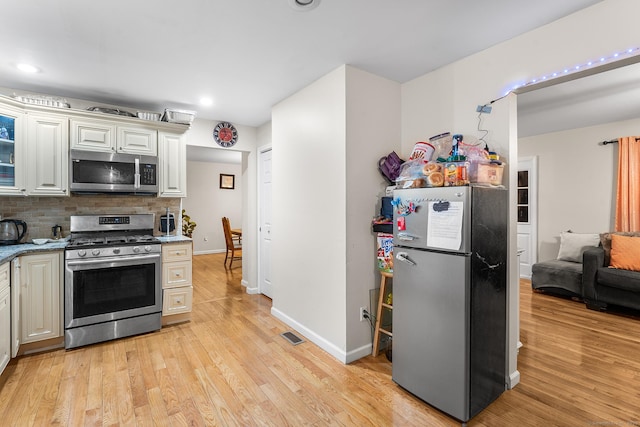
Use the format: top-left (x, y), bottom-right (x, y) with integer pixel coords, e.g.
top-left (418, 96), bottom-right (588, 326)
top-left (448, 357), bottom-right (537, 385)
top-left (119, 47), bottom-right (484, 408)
top-left (16, 63), bottom-right (40, 73)
top-left (288, 0), bottom-right (321, 12)
top-left (200, 97), bottom-right (213, 107)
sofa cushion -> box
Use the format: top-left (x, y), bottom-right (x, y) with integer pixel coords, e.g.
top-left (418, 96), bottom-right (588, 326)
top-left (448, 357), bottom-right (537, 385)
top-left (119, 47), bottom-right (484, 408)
top-left (532, 259), bottom-right (583, 296)
top-left (600, 231), bottom-right (640, 265)
top-left (609, 234), bottom-right (640, 271)
top-left (556, 231), bottom-right (600, 263)
top-left (598, 267), bottom-right (640, 292)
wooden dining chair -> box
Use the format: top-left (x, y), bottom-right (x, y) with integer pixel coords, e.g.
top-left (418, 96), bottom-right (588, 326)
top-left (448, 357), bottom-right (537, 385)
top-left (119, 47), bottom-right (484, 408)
top-left (222, 217), bottom-right (242, 268)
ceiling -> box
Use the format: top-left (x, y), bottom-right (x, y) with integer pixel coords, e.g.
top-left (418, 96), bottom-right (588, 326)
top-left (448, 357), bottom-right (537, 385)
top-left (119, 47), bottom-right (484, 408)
top-left (2, 0), bottom-right (603, 129)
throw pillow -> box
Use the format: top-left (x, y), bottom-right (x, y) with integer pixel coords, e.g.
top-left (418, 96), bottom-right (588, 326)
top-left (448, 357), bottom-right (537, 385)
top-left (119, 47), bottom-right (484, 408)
top-left (556, 231), bottom-right (600, 263)
top-left (609, 234), bottom-right (640, 271)
top-left (600, 231), bottom-right (640, 265)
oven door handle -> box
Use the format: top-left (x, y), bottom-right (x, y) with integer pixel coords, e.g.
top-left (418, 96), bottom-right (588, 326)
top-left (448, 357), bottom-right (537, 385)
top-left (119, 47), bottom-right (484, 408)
top-left (66, 253), bottom-right (160, 266)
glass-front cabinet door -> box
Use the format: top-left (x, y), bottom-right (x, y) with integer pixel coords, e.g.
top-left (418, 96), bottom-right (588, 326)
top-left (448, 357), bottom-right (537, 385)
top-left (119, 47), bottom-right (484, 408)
top-left (0, 105), bottom-right (25, 195)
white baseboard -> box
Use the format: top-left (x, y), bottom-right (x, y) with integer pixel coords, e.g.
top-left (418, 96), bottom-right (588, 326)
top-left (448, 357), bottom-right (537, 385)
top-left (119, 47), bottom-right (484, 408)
top-left (271, 307), bottom-right (347, 363)
top-left (243, 279), bottom-right (259, 294)
top-left (346, 343), bottom-right (373, 363)
top-left (193, 249), bottom-right (225, 255)
top-left (508, 370), bottom-right (520, 389)
top-left (270, 307), bottom-right (371, 364)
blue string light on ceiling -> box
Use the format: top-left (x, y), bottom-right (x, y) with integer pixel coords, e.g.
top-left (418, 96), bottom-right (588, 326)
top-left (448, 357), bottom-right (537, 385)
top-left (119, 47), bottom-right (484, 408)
top-left (502, 47), bottom-right (640, 97)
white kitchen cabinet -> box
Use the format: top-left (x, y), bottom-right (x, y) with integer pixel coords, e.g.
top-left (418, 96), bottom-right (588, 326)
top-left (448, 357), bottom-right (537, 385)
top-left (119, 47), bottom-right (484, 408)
top-left (25, 113), bottom-right (69, 196)
top-left (71, 118), bottom-right (157, 155)
top-left (11, 258), bottom-right (20, 357)
top-left (0, 262), bottom-right (10, 376)
top-left (70, 118), bottom-right (115, 152)
top-left (163, 259), bottom-right (192, 288)
top-left (158, 131), bottom-right (187, 197)
top-left (162, 242), bottom-right (193, 316)
top-left (117, 125), bottom-right (157, 155)
top-left (20, 252), bottom-right (62, 344)
top-left (0, 103), bottom-right (26, 196)
top-left (163, 286), bottom-right (193, 316)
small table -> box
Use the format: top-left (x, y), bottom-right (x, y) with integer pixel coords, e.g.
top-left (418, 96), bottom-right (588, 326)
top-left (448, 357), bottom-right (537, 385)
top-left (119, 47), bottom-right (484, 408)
top-left (231, 229), bottom-right (242, 243)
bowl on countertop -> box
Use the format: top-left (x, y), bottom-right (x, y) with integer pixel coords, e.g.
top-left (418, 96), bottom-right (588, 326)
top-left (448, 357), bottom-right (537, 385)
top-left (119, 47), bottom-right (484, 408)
top-left (32, 238), bottom-right (49, 245)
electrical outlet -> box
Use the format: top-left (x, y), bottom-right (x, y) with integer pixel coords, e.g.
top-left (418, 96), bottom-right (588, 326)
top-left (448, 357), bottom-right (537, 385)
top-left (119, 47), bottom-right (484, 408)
top-left (360, 307), bottom-right (368, 322)
top-left (476, 104), bottom-right (492, 114)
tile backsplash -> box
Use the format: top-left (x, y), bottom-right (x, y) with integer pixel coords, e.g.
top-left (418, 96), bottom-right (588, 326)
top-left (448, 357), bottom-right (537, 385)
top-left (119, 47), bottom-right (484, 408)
top-left (0, 195), bottom-right (181, 241)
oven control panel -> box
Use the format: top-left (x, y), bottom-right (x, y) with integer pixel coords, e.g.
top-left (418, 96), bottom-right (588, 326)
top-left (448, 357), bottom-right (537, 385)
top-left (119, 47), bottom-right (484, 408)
top-left (99, 216), bottom-right (131, 225)
top-left (66, 244), bottom-right (161, 260)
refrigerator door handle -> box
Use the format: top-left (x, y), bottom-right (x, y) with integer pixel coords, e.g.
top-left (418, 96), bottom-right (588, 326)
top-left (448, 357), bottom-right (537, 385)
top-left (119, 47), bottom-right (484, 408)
top-left (397, 232), bottom-right (419, 241)
top-left (396, 252), bottom-right (416, 266)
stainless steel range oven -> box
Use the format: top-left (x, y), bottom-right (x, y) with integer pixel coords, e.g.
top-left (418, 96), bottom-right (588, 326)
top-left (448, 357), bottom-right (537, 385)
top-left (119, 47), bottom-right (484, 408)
top-left (64, 214), bottom-right (162, 349)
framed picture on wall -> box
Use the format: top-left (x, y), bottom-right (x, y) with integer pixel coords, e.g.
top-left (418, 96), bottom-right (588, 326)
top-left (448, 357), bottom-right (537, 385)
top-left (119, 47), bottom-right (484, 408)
top-left (220, 174), bottom-right (235, 189)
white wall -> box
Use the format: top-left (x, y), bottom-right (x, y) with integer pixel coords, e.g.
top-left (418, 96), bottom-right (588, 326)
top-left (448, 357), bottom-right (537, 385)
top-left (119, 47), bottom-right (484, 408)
top-left (271, 66), bottom-right (348, 358)
top-left (400, 0), bottom-right (640, 387)
top-left (183, 160), bottom-right (242, 254)
top-left (345, 67), bottom-right (401, 354)
top-left (271, 65), bottom-right (400, 362)
top-left (519, 117), bottom-right (640, 261)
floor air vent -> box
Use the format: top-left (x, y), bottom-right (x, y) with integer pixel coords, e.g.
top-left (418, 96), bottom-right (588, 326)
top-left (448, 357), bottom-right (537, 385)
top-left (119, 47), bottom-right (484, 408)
top-left (281, 331), bottom-right (305, 346)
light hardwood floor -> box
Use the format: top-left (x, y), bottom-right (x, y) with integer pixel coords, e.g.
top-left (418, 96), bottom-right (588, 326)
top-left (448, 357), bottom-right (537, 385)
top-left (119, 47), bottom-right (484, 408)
top-left (1, 253), bottom-right (639, 426)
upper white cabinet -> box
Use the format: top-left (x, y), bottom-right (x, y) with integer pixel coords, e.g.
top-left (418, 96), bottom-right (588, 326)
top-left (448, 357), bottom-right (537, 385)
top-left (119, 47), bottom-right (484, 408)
top-left (0, 103), bottom-right (69, 197)
top-left (25, 113), bottom-right (69, 196)
top-left (158, 131), bottom-right (187, 197)
top-left (71, 119), bottom-right (157, 156)
top-left (0, 93), bottom-right (189, 198)
top-left (0, 103), bottom-right (26, 196)
top-left (70, 118), bottom-right (115, 152)
top-left (117, 125), bottom-right (158, 155)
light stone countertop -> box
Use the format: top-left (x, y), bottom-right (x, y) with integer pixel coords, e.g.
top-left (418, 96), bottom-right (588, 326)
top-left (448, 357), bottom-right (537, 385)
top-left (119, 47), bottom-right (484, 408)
top-left (0, 240), bottom-right (69, 265)
top-left (0, 235), bottom-right (192, 265)
top-left (156, 235), bottom-right (192, 244)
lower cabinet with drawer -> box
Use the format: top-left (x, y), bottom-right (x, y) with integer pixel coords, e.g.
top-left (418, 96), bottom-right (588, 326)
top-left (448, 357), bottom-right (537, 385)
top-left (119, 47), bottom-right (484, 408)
top-left (0, 262), bottom-right (11, 376)
top-left (161, 242), bottom-right (193, 324)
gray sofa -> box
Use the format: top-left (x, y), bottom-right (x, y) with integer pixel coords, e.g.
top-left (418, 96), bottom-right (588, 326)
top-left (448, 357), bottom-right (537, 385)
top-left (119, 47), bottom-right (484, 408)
top-left (531, 259), bottom-right (583, 298)
top-left (583, 246), bottom-right (640, 311)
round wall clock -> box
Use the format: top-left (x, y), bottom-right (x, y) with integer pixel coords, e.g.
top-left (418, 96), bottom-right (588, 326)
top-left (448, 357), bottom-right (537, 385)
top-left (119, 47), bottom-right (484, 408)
top-left (213, 121), bottom-right (238, 148)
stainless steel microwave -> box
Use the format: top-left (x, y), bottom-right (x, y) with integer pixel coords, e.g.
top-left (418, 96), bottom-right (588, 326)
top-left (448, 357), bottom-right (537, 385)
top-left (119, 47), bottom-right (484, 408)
top-left (70, 150), bottom-right (158, 195)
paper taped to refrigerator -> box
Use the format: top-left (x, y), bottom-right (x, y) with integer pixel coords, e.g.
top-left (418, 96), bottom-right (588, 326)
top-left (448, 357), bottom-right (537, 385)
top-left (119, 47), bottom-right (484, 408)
top-left (427, 201), bottom-right (463, 250)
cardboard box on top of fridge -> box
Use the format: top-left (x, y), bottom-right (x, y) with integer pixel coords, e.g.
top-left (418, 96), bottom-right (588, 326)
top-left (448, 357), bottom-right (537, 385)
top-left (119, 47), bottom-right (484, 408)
top-left (376, 233), bottom-right (393, 273)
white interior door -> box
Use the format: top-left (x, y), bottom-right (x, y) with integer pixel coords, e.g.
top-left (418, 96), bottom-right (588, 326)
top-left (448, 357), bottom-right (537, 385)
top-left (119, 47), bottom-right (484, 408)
top-left (517, 157), bottom-right (538, 278)
top-left (259, 148), bottom-right (273, 298)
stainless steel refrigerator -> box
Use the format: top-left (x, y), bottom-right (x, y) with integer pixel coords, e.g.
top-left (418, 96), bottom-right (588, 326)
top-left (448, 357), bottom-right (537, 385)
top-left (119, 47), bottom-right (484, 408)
top-left (392, 185), bottom-right (507, 423)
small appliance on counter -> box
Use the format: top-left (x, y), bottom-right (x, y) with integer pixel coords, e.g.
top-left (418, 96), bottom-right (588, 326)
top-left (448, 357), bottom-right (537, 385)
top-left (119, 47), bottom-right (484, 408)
top-left (0, 219), bottom-right (27, 245)
top-left (51, 224), bottom-right (63, 240)
top-left (160, 213), bottom-right (175, 234)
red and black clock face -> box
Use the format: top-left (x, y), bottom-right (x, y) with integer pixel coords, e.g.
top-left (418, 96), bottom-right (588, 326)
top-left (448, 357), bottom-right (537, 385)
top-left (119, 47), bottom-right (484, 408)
top-left (213, 122), bottom-right (238, 148)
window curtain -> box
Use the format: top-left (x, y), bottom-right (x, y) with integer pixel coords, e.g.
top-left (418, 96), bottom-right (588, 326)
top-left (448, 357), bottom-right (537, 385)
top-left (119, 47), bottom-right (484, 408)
top-left (615, 136), bottom-right (640, 231)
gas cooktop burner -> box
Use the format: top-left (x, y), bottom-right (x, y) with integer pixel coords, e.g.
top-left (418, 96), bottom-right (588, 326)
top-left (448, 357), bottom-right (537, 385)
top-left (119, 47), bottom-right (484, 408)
top-left (67, 234), bottom-right (159, 248)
